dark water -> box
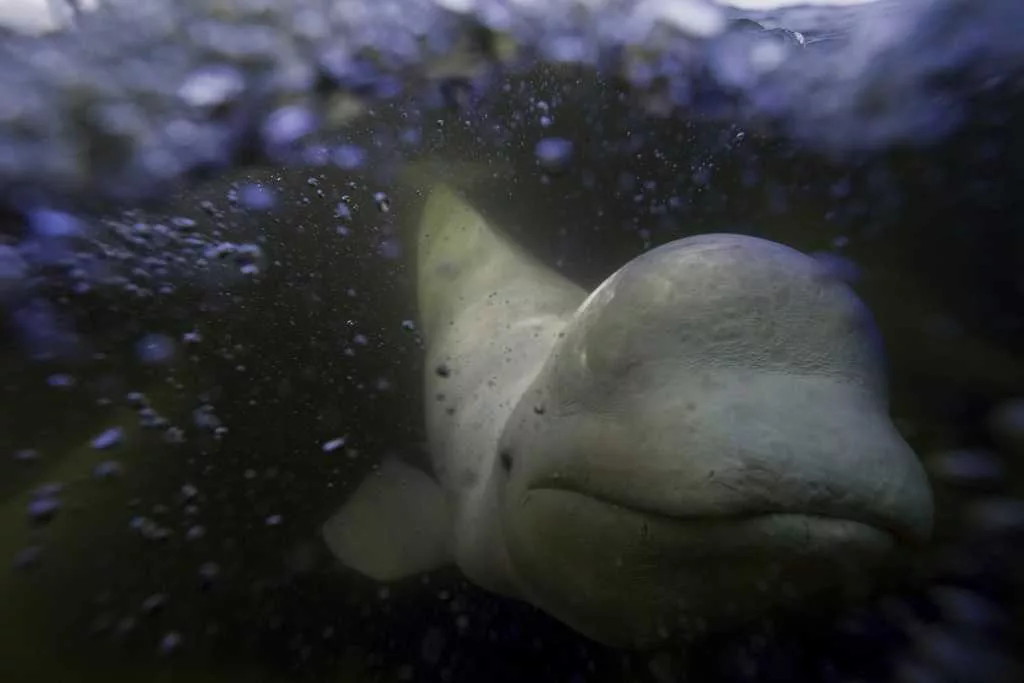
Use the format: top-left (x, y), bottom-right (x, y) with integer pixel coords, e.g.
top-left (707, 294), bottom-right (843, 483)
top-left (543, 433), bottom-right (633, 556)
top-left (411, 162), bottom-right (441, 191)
top-left (1, 2), bottom-right (1023, 682)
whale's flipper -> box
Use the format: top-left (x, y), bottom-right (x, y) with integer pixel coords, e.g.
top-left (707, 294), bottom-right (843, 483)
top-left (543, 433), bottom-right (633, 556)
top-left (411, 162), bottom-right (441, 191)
top-left (322, 458), bottom-right (453, 582)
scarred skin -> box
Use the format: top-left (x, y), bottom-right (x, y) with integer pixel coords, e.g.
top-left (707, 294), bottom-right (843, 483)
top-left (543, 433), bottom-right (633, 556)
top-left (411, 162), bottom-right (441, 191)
top-left (326, 183), bottom-right (934, 649)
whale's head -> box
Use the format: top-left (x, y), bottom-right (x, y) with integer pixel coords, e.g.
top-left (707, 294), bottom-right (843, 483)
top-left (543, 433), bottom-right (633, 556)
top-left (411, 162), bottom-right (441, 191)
top-left (493, 234), bottom-right (934, 648)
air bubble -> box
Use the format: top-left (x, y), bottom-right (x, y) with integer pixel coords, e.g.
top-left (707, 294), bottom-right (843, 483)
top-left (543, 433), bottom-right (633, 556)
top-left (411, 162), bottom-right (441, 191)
top-left (239, 183), bottom-right (277, 210)
top-left (12, 448), bottom-right (38, 462)
top-left (91, 427), bottom-right (124, 450)
top-left (179, 65), bottom-right (245, 109)
top-left (534, 137), bottom-right (573, 169)
top-left (193, 405), bottom-right (221, 430)
top-left (35, 482), bottom-right (62, 498)
top-left (26, 497), bottom-right (60, 525)
top-left (141, 593), bottom-right (168, 615)
top-left (159, 631), bottom-right (182, 655)
top-left (93, 460), bottom-right (122, 480)
top-left (374, 191), bottom-right (391, 212)
top-left (198, 562), bottom-right (219, 583)
top-left (322, 437), bottom-right (346, 453)
top-left (378, 238), bottom-right (401, 260)
top-left (164, 427), bottom-right (186, 443)
top-left (333, 144), bottom-right (366, 170)
top-left (130, 515), bottom-right (169, 540)
top-left (28, 209), bottom-right (83, 239)
top-left (47, 373), bottom-right (75, 388)
top-left (125, 392), bottom-right (148, 408)
top-left (136, 333), bottom-right (176, 365)
top-left (929, 449), bottom-right (1005, 486)
top-left (262, 105), bottom-right (317, 153)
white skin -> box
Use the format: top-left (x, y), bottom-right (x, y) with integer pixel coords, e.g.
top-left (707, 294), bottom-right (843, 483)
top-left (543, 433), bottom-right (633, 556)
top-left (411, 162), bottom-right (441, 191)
top-left (323, 183), bottom-right (934, 649)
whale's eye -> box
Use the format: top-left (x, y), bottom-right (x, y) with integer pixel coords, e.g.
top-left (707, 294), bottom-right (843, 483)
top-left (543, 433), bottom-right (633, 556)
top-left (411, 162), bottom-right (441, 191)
top-left (500, 450), bottom-right (514, 474)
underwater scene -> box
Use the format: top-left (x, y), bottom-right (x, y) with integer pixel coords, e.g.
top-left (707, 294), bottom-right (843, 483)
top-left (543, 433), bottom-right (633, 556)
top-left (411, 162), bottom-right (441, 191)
top-left (0, 0), bottom-right (1022, 682)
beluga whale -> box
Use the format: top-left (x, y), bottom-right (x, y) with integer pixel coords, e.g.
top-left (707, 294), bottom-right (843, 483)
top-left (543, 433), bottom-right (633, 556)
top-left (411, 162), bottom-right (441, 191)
top-left (322, 182), bottom-right (934, 649)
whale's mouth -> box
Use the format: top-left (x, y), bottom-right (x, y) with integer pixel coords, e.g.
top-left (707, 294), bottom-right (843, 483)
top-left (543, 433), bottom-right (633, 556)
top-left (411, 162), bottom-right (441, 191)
top-left (505, 486), bottom-right (900, 648)
top-left (524, 484), bottom-right (900, 553)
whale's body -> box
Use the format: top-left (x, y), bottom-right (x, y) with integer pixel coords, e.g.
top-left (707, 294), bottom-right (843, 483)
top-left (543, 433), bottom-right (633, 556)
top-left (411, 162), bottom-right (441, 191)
top-left (323, 183), bottom-right (933, 648)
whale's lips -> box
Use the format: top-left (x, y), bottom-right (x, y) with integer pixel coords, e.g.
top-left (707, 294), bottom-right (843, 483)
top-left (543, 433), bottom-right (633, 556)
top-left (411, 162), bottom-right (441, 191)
top-left (520, 436), bottom-right (933, 551)
top-left (525, 479), bottom-right (914, 547)
top-left (505, 369), bottom-right (935, 556)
